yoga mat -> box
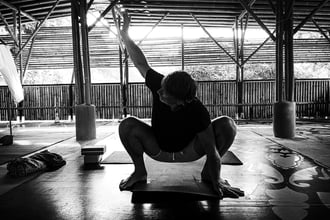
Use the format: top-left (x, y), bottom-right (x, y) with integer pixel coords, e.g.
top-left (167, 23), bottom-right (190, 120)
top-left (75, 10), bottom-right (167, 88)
top-left (130, 156), bottom-right (244, 203)
top-left (101, 150), bottom-right (243, 165)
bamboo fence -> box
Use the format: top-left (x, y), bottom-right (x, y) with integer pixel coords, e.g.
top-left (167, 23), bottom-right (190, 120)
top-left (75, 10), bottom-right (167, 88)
top-left (0, 79), bottom-right (329, 121)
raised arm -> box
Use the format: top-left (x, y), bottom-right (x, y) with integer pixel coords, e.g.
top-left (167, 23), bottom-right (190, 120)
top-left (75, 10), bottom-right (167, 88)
top-left (120, 13), bottom-right (150, 78)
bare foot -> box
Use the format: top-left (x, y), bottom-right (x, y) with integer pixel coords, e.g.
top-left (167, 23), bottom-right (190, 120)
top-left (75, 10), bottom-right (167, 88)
top-left (119, 172), bottom-right (147, 191)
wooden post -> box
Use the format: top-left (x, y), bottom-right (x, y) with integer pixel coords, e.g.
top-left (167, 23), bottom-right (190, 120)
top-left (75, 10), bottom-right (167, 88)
top-left (181, 24), bottom-right (184, 70)
top-left (18, 8), bottom-right (24, 121)
top-left (80, 0), bottom-right (91, 105)
top-left (18, 9), bottom-right (22, 83)
top-left (71, 0), bottom-right (96, 141)
top-left (13, 10), bottom-right (17, 49)
top-left (276, 0), bottom-right (284, 102)
top-left (123, 48), bottom-right (129, 117)
top-left (71, 0), bottom-right (84, 104)
top-left (233, 17), bottom-right (242, 117)
top-left (273, 0), bottom-right (296, 138)
top-left (23, 30), bottom-right (37, 79)
top-left (240, 16), bottom-right (247, 78)
top-left (240, 16), bottom-right (247, 119)
top-left (118, 22), bottom-right (126, 118)
top-left (285, 0), bottom-right (294, 102)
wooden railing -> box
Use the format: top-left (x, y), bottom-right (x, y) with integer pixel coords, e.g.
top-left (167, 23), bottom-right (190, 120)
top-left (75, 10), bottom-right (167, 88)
top-left (0, 79), bottom-right (329, 121)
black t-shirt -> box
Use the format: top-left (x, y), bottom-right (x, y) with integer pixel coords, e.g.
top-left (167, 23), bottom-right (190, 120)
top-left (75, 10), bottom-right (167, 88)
top-left (145, 68), bottom-right (211, 152)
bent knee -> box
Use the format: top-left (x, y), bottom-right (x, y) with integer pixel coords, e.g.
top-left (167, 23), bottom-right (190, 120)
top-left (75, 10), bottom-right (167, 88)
top-left (212, 116), bottom-right (237, 137)
top-left (118, 116), bottom-right (139, 136)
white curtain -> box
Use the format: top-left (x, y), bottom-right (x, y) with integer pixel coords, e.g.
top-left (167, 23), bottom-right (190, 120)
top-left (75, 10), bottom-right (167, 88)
top-left (0, 45), bottom-right (24, 104)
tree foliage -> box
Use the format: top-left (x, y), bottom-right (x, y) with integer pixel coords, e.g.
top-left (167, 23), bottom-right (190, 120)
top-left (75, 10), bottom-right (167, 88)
top-left (186, 62), bottom-right (330, 81)
top-left (186, 65), bottom-right (236, 81)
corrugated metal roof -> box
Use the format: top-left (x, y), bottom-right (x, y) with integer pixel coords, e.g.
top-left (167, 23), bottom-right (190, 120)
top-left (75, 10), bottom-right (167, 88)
top-left (0, 0), bottom-right (329, 32)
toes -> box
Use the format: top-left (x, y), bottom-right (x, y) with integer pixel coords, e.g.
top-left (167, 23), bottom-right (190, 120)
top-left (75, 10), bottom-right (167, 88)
top-left (119, 176), bottom-right (147, 191)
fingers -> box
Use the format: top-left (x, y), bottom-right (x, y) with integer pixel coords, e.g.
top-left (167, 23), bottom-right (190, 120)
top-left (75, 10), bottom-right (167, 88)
top-left (121, 11), bottom-right (131, 33)
top-left (223, 188), bottom-right (239, 198)
top-left (221, 185), bottom-right (245, 198)
top-left (123, 11), bottom-right (130, 22)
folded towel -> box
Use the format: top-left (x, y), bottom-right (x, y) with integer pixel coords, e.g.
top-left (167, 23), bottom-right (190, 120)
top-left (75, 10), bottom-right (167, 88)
top-left (7, 157), bottom-right (47, 177)
top-left (30, 150), bottom-right (66, 171)
top-left (7, 150), bottom-right (66, 177)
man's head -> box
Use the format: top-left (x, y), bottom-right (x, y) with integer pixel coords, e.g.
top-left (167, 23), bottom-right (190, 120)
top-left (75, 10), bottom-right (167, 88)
top-left (157, 71), bottom-right (197, 109)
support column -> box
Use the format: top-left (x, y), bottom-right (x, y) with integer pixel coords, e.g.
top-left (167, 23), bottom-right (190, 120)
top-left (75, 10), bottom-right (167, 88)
top-left (233, 17), bottom-right (243, 118)
top-left (181, 24), bottom-right (184, 70)
top-left (119, 48), bottom-right (128, 118)
top-left (71, 0), bottom-right (96, 141)
top-left (273, 0), bottom-right (296, 138)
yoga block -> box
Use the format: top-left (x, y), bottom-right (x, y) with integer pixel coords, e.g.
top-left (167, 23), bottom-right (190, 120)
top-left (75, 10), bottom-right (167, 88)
top-left (83, 155), bottom-right (103, 164)
top-left (81, 145), bottom-right (106, 155)
top-left (81, 145), bottom-right (106, 164)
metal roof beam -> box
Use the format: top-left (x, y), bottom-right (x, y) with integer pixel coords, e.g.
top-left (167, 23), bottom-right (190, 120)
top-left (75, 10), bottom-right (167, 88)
top-left (311, 18), bottom-right (330, 44)
top-left (15, 0), bottom-right (61, 58)
top-left (238, 0), bottom-right (276, 41)
top-left (0, 0), bottom-right (37, 21)
top-left (122, 11), bottom-right (170, 63)
top-left (293, 0), bottom-right (329, 34)
top-left (0, 12), bottom-right (18, 46)
top-left (191, 13), bottom-right (241, 67)
top-left (88, 0), bottom-right (119, 32)
top-left (238, 0), bottom-right (257, 21)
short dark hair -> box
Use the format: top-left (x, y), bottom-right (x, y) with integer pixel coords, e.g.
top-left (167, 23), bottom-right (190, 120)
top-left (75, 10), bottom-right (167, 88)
top-left (163, 71), bottom-right (197, 102)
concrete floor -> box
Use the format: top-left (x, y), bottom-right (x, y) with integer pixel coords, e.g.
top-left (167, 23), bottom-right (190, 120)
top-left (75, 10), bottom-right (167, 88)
top-left (0, 120), bottom-right (329, 220)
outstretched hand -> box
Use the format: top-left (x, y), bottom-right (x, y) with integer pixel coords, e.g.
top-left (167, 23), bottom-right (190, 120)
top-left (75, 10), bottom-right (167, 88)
top-left (212, 179), bottom-right (244, 199)
top-left (121, 11), bottom-right (131, 35)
